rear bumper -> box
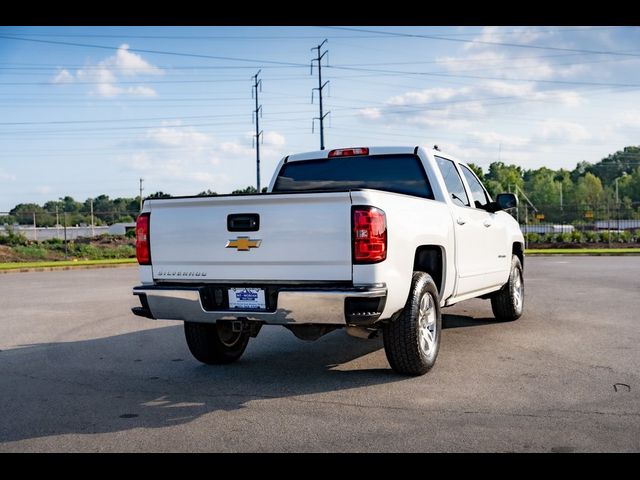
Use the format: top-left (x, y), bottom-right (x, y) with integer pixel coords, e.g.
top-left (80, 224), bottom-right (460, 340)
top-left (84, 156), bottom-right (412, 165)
top-left (132, 284), bottom-right (387, 326)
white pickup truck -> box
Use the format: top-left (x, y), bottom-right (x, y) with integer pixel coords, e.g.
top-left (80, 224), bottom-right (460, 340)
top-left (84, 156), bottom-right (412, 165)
top-left (132, 146), bottom-right (524, 375)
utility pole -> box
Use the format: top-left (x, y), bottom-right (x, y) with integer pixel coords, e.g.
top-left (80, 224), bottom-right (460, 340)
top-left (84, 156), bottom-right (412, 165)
top-left (32, 212), bottom-right (37, 241)
top-left (559, 182), bottom-right (563, 210)
top-left (311, 39), bottom-right (330, 150)
top-left (63, 211), bottom-right (68, 259)
top-left (252, 70), bottom-right (263, 192)
top-left (90, 198), bottom-right (95, 237)
top-left (139, 178), bottom-right (144, 213)
top-left (615, 177), bottom-right (619, 204)
top-left (55, 204), bottom-right (60, 238)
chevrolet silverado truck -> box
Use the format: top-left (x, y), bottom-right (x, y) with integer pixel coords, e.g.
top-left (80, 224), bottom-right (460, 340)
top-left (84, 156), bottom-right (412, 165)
top-left (132, 146), bottom-right (524, 375)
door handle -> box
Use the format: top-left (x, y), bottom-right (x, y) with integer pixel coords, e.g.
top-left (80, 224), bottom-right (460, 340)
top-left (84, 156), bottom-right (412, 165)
top-left (456, 217), bottom-right (466, 226)
top-left (483, 220), bottom-right (492, 227)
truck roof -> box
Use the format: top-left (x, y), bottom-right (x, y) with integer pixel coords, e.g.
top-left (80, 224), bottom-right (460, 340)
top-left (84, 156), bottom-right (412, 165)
top-left (285, 145), bottom-right (456, 163)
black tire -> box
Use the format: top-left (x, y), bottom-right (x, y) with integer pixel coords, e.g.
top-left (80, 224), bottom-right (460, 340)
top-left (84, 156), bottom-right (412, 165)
top-left (184, 321), bottom-right (250, 365)
top-left (491, 255), bottom-right (524, 322)
top-left (383, 272), bottom-right (442, 376)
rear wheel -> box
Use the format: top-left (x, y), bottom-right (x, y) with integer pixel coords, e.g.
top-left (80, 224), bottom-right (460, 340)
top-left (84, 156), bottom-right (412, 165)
top-left (491, 255), bottom-right (524, 322)
top-left (184, 321), bottom-right (250, 364)
top-left (383, 272), bottom-right (442, 376)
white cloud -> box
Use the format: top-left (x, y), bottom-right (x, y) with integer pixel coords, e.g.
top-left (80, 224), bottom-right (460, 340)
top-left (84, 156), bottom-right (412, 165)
top-left (357, 79), bottom-right (585, 135)
top-left (145, 123), bottom-right (212, 149)
top-left (36, 186), bottom-right (52, 194)
top-left (52, 69), bottom-right (74, 84)
top-left (125, 86), bottom-right (157, 97)
top-left (469, 131), bottom-right (530, 147)
top-left (463, 26), bottom-right (547, 51)
top-left (53, 44), bottom-right (161, 98)
top-left (358, 108), bottom-right (382, 120)
top-left (534, 120), bottom-right (591, 143)
top-left (615, 111), bottom-right (640, 129)
top-left (0, 169), bottom-right (16, 181)
top-left (439, 26), bottom-right (593, 82)
top-left (263, 131), bottom-right (286, 147)
top-left (122, 124), bottom-right (288, 194)
top-left (387, 87), bottom-right (465, 106)
top-left (107, 44), bottom-right (162, 76)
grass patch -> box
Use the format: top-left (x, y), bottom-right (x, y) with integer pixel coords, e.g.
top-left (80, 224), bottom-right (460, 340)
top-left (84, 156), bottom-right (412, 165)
top-left (0, 258), bottom-right (137, 270)
top-left (526, 248), bottom-right (640, 255)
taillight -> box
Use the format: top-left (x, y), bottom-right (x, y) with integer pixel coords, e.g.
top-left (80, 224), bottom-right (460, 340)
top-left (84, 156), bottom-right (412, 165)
top-left (328, 147), bottom-right (369, 157)
top-left (136, 213), bottom-right (151, 265)
top-left (352, 206), bottom-right (387, 264)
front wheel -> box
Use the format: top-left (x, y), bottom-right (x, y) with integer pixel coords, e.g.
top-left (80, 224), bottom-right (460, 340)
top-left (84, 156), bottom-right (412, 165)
top-left (383, 272), bottom-right (442, 376)
top-left (184, 321), bottom-right (250, 365)
top-left (490, 255), bottom-right (524, 322)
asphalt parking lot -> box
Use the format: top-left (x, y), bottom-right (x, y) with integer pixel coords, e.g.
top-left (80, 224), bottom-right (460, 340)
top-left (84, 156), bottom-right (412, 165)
top-left (0, 257), bottom-right (638, 452)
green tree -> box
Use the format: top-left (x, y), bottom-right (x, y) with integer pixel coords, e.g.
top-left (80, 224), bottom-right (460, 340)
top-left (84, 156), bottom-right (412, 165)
top-left (574, 172), bottom-right (604, 208)
top-left (147, 191), bottom-right (172, 199)
top-left (9, 203), bottom-right (48, 225)
top-left (197, 190), bottom-right (218, 196)
top-left (232, 186), bottom-right (258, 195)
top-left (484, 162), bottom-right (523, 198)
top-left (588, 146), bottom-right (640, 186)
top-left (467, 163), bottom-right (485, 181)
top-left (59, 196), bottom-right (82, 213)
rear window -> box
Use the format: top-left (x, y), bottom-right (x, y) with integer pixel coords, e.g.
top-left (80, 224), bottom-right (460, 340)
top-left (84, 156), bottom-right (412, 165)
top-left (272, 154), bottom-right (434, 199)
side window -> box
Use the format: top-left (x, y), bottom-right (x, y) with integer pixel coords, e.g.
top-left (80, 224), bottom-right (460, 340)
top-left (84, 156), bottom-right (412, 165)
top-left (460, 164), bottom-right (490, 208)
top-left (435, 156), bottom-right (470, 207)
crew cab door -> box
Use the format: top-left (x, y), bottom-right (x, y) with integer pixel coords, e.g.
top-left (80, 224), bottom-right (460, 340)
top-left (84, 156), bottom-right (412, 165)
top-left (434, 156), bottom-right (506, 296)
top-left (458, 163), bottom-right (511, 288)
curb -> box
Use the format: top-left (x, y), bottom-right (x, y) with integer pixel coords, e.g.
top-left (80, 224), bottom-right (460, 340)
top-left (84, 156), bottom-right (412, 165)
top-left (0, 262), bottom-right (137, 274)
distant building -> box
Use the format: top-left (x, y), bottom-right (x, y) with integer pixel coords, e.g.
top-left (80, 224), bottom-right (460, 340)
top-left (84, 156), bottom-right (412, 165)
top-left (520, 224), bottom-right (574, 234)
top-left (108, 222), bottom-right (136, 235)
top-left (594, 220), bottom-right (640, 231)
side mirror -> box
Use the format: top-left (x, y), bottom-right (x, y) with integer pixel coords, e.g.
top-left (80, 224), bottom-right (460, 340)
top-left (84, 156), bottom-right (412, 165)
top-left (496, 193), bottom-right (518, 211)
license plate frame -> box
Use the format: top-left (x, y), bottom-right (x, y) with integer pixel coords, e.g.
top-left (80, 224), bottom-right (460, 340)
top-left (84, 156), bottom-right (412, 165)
top-left (228, 287), bottom-right (266, 310)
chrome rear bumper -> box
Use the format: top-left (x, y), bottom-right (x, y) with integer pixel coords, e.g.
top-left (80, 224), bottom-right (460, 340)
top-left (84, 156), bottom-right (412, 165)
top-left (132, 285), bottom-right (387, 325)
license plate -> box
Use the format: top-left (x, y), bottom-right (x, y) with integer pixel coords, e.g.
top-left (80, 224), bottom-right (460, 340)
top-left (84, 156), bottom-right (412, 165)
top-left (228, 288), bottom-right (266, 310)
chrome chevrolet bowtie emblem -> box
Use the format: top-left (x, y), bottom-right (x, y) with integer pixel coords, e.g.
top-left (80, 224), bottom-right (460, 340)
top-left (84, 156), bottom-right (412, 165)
top-left (226, 237), bottom-right (262, 251)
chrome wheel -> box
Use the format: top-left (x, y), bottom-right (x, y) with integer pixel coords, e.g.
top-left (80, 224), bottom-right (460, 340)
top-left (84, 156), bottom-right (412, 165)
top-left (418, 292), bottom-right (437, 358)
top-left (512, 269), bottom-right (524, 314)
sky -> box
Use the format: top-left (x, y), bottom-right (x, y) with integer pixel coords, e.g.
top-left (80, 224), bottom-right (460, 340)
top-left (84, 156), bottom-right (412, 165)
top-left (1, 25), bottom-right (639, 212)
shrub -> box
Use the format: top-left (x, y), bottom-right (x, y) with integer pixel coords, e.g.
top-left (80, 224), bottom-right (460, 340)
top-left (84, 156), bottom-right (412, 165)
top-left (44, 237), bottom-right (63, 245)
top-left (555, 232), bottom-right (572, 243)
top-left (125, 229), bottom-right (136, 239)
top-left (543, 232), bottom-right (555, 243)
top-left (619, 231), bottom-right (632, 243)
top-left (585, 231), bottom-right (598, 243)
top-left (13, 245), bottom-right (49, 259)
top-left (0, 227), bottom-right (29, 246)
top-left (526, 232), bottom-right (540, 244)
top-left (570, 230), bottom-right (583, 243)
top-left (599, 231), bottom-right (610, 243)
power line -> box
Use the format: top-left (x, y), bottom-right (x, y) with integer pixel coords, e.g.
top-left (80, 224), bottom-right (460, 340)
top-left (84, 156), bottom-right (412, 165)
top-left (0, 35), bottom-right (310, 67)
top-left (320, 26), bottom-right (640, 58)
top-left (3, 27), bottom-right (628, 40)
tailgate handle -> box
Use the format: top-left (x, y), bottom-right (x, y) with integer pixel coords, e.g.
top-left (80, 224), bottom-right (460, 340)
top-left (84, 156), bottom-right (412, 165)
top-left (227, 213), bottom-right (260, 232)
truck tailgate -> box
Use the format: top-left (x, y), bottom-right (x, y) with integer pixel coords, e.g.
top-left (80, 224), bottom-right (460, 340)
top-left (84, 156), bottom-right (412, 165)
top-left (148, 192), bottom-right (353, 282)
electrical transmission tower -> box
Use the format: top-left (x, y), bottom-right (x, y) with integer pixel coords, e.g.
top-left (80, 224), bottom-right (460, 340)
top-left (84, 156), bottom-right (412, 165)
top-left (311, 39), bottom-right (330, 150)
top-left (252, 70), bottom-right (263, 191)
